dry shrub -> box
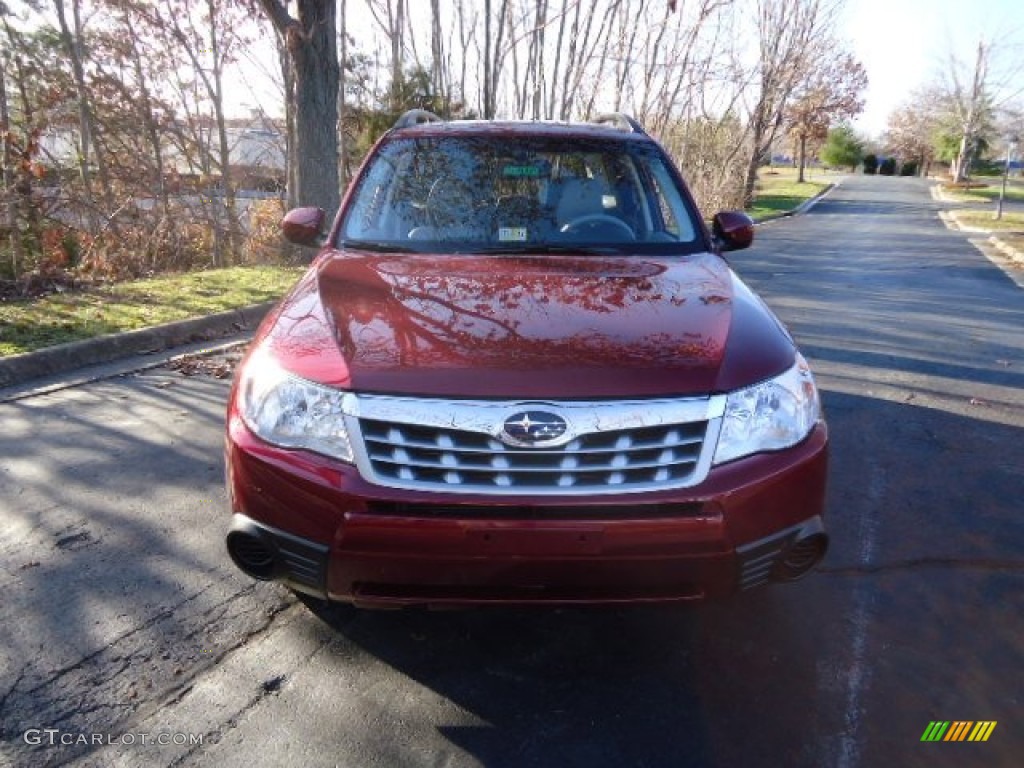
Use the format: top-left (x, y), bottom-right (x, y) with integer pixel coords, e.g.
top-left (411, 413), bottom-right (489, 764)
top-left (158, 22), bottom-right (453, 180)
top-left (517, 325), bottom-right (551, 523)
top-left (37, 227), bottom-right (81, 275)
top-left (242, 198), bottom-right (289, 264)
top-left (661, 118), bottom-right (748, 216)
top-left (77, 212), bottom-right (217, 280)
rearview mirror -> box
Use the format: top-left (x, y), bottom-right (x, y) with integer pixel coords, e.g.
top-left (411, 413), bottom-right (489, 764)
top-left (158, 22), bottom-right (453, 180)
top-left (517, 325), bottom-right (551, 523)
top-left (711, 210), bottom-right (755, 252)
top-left (282, 207), bottom-right (326, 247)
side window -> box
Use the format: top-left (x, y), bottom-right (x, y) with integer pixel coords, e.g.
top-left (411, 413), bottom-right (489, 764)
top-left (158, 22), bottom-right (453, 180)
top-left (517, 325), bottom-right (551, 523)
top-left (344, 149), bottom-right (404, 239)
top-left (646, 159), bottom-right (697, 242)
top-left (650, 171), bottom-right (680, 236)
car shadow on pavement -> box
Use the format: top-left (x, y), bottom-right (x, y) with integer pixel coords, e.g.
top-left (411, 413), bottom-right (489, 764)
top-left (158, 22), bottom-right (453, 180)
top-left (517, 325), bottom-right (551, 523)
top-left (297, 589), bottom-right (823, 768)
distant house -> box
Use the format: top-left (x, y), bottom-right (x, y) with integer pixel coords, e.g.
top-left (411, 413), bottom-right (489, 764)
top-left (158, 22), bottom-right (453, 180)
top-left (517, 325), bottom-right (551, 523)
top-left (38, 111), bottom-right (287, 191)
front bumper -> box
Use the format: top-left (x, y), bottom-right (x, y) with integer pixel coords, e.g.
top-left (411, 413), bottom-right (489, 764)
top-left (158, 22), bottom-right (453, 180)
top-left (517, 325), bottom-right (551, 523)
top-left (225, 416), bottom-right (828, 607)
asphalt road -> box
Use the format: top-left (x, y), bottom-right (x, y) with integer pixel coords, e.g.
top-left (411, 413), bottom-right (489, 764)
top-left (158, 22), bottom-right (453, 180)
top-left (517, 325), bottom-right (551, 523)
top-left (1, 175), bottom-right (1021, 768)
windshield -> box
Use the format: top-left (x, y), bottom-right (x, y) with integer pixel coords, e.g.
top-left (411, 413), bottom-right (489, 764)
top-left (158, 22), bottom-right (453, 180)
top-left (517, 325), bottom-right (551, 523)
top-left (339, 135), bottom-right (706, 255)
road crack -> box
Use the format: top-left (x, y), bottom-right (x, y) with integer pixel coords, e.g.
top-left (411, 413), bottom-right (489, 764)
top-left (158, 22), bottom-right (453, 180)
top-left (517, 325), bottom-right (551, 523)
top-left (4, 581), bottom-right (292, 767)
top-left (0, 662), bottom-right (29, 720)
top-left (819, 557), bottom-right (1023, 575)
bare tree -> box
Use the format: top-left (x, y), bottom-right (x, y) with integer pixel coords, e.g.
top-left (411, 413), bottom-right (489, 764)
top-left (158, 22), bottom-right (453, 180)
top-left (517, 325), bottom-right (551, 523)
top-left (740, 0), bottom-right (840, 206)
top-left (947, 41), bottom-right (991, 182)
top-left (338, 0), bottom-right (348, 186)
top-left (429, 0), bottom-right (449, 110)
top-left (919, 31), bottom-right (1024, 181)
top-left (0, 5), bottom-right (23, 276)
top-left (1, 7), bottom-right (45, 274)
top-left (785, 48), bottom-right (866, 182)
top-left (124, 0), bottom-right (250, 265)
top-left (884, 90), bottom-right (943, 176)
top-left (118, 11), bottom-right (170, 215)
top-left (564, 0), bottom-right (617, 120)
top-left (366, 0), bottom-right (407, 111)
top-left (482, 0), bottom-right (515, 118)
top-left (52, 0), bottom-right (113, 213)
top-left (453, 0), bottom-right (476, 114)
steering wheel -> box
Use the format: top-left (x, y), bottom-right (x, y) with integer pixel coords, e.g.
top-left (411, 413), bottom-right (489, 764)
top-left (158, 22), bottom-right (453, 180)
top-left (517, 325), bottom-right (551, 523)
top-left (561, 214), bottom-right (635, 240)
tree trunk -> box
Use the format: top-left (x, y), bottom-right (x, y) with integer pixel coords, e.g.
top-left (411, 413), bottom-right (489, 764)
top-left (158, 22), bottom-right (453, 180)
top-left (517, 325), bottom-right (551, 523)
top-left (952, 42), bottom-right (988, 184)
top-left (531, 0), bottom-right (546, 120)
top-left (483, 0), bottom-right (492, 117)
top-left (390, 0), bottom-right (405, 111)
top-left (207, 0), bottom-right (236, 266)
top-left (338, 0), bottom-right (348, 187)
top-left (954, 133), bottom-right (973, 182)
top-left (547, 0), bottom-right (568, 119)
top-left (287, 1), bottom-right (340, 217)
top-left (429, 0), bottom-right (444, 109)
top-left (486, 0), bottom-right (510, 118)
top-left (274, 29), bottom-right (299, 210)
top-left (124, 13), bottom-right (169, 217)
top-left (455, 0), bottom-right (471, 115)
top-left (797, 134), bottom-right (807, 182)
top-left (258, 1), bottom-right (339, 220)
top-left (742, 105), bottom-right (777, 208)
top-left (54, 0), bottom-right (113, 219)
top-left (0, 57), bottom-right (23, 277)
top-left (5, 45), bottom-right (41, 266)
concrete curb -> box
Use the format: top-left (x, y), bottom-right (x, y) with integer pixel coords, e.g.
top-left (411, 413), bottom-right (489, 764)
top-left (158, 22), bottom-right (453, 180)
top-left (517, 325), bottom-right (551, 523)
top-left (940, 210), bottom-right (1024, 263)
top-left (988, 235), bottom-right (1024, 264)
top-left (753, 180), bottom-right (839, 225)
top-left (0, 302), bottom-right (276, 389)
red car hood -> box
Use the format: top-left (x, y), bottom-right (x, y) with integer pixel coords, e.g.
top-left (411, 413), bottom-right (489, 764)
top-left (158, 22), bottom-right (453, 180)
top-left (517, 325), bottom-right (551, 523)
top-left (260, 250), bottom-right (795, 398)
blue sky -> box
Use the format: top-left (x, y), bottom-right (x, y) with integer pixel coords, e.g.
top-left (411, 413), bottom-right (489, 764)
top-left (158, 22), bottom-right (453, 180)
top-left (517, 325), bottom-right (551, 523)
top-left (842, 0), bottom-right (1024, 136)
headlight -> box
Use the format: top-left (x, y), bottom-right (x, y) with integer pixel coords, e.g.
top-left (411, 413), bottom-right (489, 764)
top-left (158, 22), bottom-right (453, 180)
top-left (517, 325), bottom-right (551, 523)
top-left (238, 350), bottom-right (354, 462)
top-left (713, 354), bottom-right (820, 465)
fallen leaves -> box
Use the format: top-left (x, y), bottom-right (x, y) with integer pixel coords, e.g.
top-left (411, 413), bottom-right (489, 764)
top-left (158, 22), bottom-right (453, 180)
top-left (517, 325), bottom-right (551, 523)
top-left (166, 348), bottom-right (245, 379)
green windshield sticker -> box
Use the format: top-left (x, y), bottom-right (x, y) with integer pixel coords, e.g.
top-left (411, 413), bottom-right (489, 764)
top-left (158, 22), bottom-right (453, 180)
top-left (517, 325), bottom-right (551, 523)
top-left (503, 165), bottom-right (541, 177)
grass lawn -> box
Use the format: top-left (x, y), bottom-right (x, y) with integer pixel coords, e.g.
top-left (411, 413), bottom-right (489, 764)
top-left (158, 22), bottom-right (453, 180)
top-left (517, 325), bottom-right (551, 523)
top-left (0, 265), bottom-right (303, 356)
top-left (942, 179), bottom-right (1024, 205)
top-left (747, 167), bottom-right (831, 221)
top-left (953, 209), bottom-right (1024, 232)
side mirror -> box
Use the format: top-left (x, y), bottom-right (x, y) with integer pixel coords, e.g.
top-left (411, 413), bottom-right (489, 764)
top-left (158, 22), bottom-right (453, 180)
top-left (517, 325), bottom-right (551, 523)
top-left (281, 207), bottom-right (326, 247)
top-left (711, 210), bottom-right (755, 252)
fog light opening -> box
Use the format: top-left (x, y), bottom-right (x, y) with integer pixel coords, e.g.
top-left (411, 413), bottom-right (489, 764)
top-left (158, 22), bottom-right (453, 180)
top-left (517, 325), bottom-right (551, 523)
top-left (775, 533), bottom-right (828, 581)
top-left (227, 530), bottom-right (277, 581)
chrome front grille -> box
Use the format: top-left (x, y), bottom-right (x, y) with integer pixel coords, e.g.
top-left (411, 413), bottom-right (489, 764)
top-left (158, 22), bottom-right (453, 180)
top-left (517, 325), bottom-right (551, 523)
top-left (347, 395), bottom-right (725, 496)
top-left (362, 420), bottom-right (705, 489)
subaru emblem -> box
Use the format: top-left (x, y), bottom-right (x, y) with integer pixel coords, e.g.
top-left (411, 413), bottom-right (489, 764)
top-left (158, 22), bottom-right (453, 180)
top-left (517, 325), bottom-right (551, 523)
top-left (501, 410), bottom-right (569, 447)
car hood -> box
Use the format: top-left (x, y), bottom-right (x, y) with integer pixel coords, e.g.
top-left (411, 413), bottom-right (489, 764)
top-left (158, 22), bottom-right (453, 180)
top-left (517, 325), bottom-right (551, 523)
top-left (260, 249), bottom-right (796, 398)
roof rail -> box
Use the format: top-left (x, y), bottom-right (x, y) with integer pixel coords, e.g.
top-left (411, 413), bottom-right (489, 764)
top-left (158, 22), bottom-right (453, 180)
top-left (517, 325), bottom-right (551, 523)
top-left (393, 109), bottom-right (443, 130)
top-left (592, 113), bottom-right (646, 135)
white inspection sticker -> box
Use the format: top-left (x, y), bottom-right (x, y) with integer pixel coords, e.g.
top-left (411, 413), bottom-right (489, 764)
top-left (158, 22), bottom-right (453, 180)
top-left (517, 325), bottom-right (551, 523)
top-left (498, 227), bottom-right (528, 242)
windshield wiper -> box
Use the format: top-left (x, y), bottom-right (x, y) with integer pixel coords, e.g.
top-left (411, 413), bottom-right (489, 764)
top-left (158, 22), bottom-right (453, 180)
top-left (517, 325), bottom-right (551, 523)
top-left (474, 244), bottom-right (621, 255)
top-left (340, 239), bottom-right (419, 253)
top-left (340, 240), bottom-right (621, 256)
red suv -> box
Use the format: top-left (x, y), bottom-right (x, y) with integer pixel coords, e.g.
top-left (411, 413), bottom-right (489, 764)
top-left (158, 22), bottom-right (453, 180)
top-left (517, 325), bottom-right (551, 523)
top-left (225, 111), bottom-right (828, 609)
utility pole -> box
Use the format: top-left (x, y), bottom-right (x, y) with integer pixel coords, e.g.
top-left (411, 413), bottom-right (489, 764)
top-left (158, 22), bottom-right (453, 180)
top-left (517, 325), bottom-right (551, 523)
top-left (995, 134), bottom-right (1018, 220)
